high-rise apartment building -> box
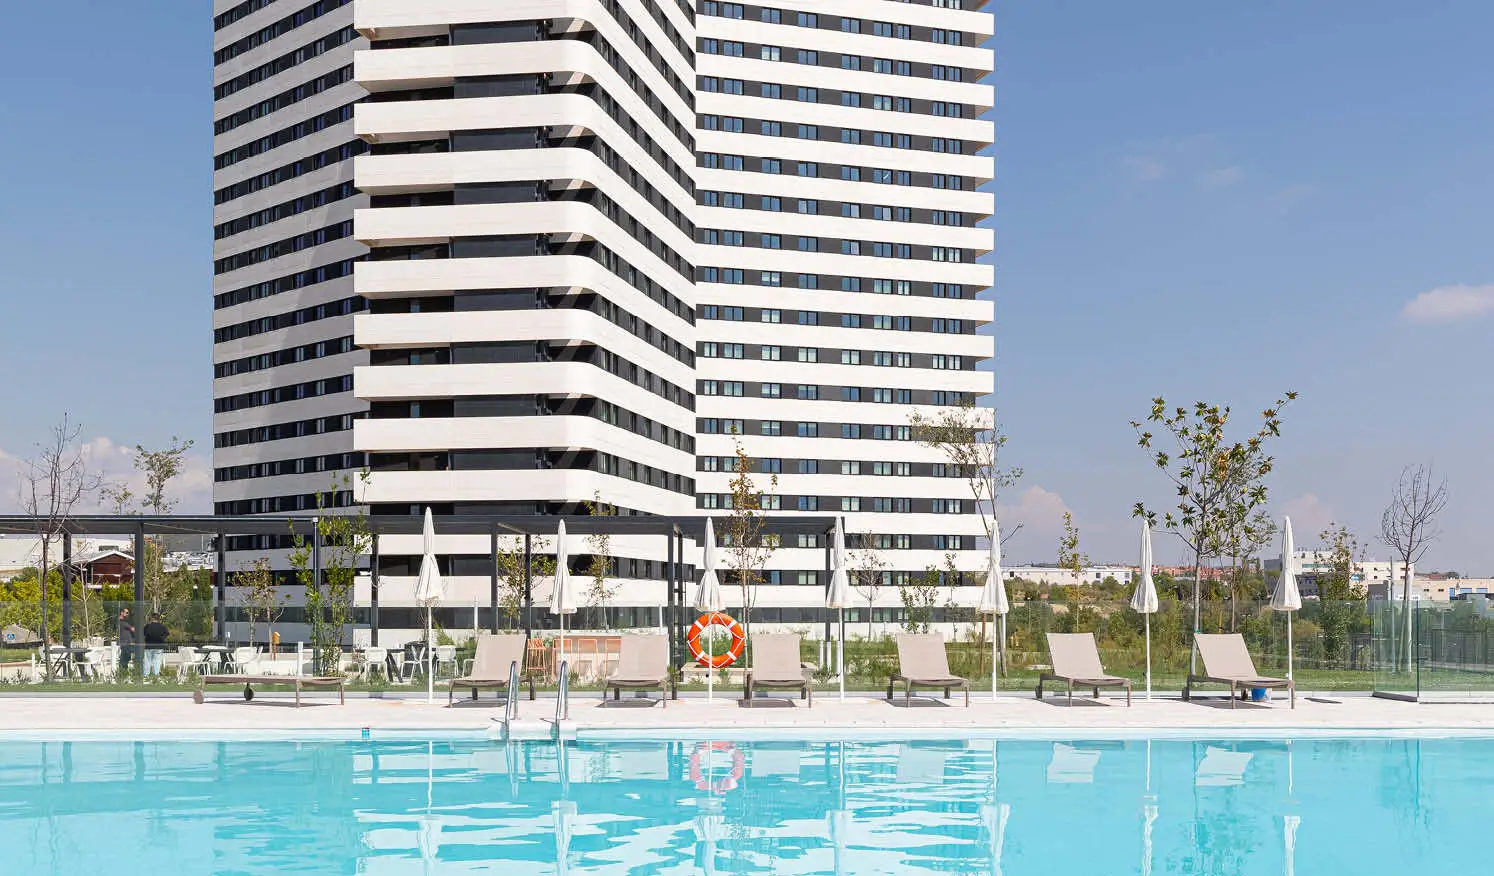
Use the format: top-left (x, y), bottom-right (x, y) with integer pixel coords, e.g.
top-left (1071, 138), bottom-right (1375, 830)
top-left (211, 0), bottom-right (993, 632)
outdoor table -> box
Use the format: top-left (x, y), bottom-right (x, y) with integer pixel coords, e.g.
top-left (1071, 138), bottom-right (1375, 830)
top-left (199, 646), bottom-right (233, 672)
top-left (402, 642), bottom-right (429, 681)
top-left (45, 647), bottom-right (93, 680)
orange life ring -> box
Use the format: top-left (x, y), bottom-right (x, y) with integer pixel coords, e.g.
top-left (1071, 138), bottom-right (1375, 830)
top-left (687, 611), bottom-right (745, 668)
top-left (690, 741), bottom-right (745, 793)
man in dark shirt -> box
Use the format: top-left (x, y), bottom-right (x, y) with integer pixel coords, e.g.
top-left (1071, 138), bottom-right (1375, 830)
top-left (142, 613), bottom-right (169, 678)
top-left (117, 609), bottom-right (135, 674)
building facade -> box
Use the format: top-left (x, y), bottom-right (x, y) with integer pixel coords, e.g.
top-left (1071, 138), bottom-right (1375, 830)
top-left (211, 0), bottom-right (994, 637)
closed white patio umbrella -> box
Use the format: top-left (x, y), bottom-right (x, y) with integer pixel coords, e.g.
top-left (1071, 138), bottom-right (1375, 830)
top-left (826, 518), bottom-right (853, 701)
top-left (551, 521), bottom-right (576, 683)
top-left (978, 739), bottom-right (1009, 876)
top-left (977, 520), bottom-right (1009, 701)
top-left (413, 508), bottom-right (445, 705)
top-left (693, 518), bottom-right (725, 702)
top-left (1271, 517), bottom-right (1303, 680)
top-left (1131, 519), bottom-right (1161, 699)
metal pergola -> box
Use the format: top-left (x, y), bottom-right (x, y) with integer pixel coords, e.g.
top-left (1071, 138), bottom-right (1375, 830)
top-left (0, 514), bottom-right (840, 668)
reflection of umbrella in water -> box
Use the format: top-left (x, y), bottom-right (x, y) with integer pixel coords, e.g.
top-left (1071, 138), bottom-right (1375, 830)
top-left (827, 741), bottom-right (851, 876)
top-left (1284, 740), bottom-right (1300, 876)
top-left (694, 795), bottom-right (724, 876)
top-left (977, 740), bottom-right (1009, 876)
top-left (1141, 739), bottom-right (1158, 876)
top-left (554, 736), bottom-right (575, 876)
top-left (420, 740), bottom-right (440, 876)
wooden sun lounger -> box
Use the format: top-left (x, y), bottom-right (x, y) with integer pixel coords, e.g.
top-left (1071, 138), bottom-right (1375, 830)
top-left (448, 634), bottom-right (536, 704)
top-left (1184, 634), bottom-right (1295, 709)
top-left (743, 633), bottom-right (812, 707)
top-left (603, 635), bottom-right (676, 707)
top-left (886, 633), bottom-right (970, 707)
top-left (194, 674), bottom-right (345, 707)
top-left (1037, 633), bottom-right (1132, 706)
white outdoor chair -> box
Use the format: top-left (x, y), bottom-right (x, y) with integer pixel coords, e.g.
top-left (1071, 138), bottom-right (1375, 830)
top-left (175, 646), bottom-right (203, 682)
top-left (229, 646), bottom-right (258, 674)
top-left (435, 645), bottom-right (458, 678)
top-left (362, 647), bottom-right (389, 683)
top-left (85, 646), bottom-right (116, 682)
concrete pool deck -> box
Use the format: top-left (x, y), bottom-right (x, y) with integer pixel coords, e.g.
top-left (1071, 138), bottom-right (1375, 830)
top-left (3, 690), bottom-right (1493, 739)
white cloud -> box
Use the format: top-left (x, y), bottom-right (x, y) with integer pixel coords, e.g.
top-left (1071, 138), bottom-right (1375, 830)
top-left (0, 436), bottom-right (211, 515)
top-left (1401, 283), bottom-right (1494, 324)
top-left (1199, 165), bottom-right (1245, 190)
top-left (1123, 154), bottom-right (1169, 182)
top-left (997, 486), bottom-right (1075, 561)
top-left (1280, 494), bottom-right (1335, 540)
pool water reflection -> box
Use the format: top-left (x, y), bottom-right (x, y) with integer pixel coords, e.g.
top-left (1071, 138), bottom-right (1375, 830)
top-left (0, 736), bottom-right (1483, 874)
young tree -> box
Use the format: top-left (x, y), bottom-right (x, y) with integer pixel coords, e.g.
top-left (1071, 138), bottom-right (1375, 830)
top-left (19, 414), bottom-right (102, 675)
top-left (239, 558), bottom-right (283, 647)
top-left (723, 438), bottom-right (778, 645)
top-left (1317, 523), bottom-right (1366, 665)
top-left (583, 492), bottom-right (619, 629)
top-left (290, 472), bottom-right (372, 675)
top-left (899, 566), bottom-right (941, 634)
top-left (849, 532), bottom-right (889, 638)
top-left (100, 482), bottom-right (134, 515)
top-left (495, 535), bottom-right (556, 625)
top-left (909, 401), bottom-right (1023, 545)
top-left (1379, 464), bottom-right (1448, 672)
top-left (1132, 392), bottom-right (1296, 672)
top-left (134, 437), bottom-right (195, 514)
top-left (1056, 512), bottom-right (1089, 586)
top-left (1210, 504), bottom-right (1276, 632)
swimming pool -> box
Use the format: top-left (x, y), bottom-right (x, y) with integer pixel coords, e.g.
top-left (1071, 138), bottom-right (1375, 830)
top-left (0, 735), bottom-right (1481, 874)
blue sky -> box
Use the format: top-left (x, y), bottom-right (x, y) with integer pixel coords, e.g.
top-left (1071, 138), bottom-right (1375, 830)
top-left (0, 2), bottom-right (1489, 570)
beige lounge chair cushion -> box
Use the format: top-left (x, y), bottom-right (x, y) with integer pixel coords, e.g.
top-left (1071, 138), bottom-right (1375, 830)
top-left (1195, 634), bottom-right (1282, 682)
top-left (752, 633), bottom-right (805, 682)
top-left (459, 634), bottom-right (526, 681)
top-left (611, 634), bottom-right (669, 682)
top-left (895, 634), bottom-right (959, 680)
top-left (1047, 633), bottom-right (1116, 680)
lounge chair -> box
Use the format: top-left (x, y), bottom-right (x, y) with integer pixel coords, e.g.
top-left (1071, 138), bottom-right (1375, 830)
top-left (448, 634), bottom-right (536, 704)
top-left (743, 633), bottom-right (812, 707)
top-left (1184, 634), bottom-right (1295, 709)
top-left (886, 633), bottom-right (970, 707)
top-left (1036, 633), bottom-right (1132, 706)
top-left (603, 635), bottom-right (676, 707)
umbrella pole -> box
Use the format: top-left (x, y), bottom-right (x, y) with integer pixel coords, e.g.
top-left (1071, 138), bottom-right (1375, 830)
top-left (1287, 612), bottom-right (1294, 681)
top-left (1144, 613), bottom-right (1152, 701)
top-left (558, 611), bottom-right (566, 687)
top-left (990, 617), bottom-right (998, 701)
top-left (426, 606), bottom-right (434, 705)
top-left (838, 607), bottom-right (845, 703)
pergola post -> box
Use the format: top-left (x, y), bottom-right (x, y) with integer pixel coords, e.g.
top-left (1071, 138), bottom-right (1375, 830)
top-left (823, 526), bottom-right (833, 652)
top-left (666, 526), bottom-right (677, 665)
top-left (311, 519), bottom-right (322, 654)
top-left (370, 533), bottom-right (380, 646)
top-left (215, 535), bottom-right (226, 644)
top-left (132, 522), bottom-right (146, 671)
top-left (489, 525), bottom-right (500, 634)
top-left (61, 533), bottom-right (73, 650)
top-left (522, 533), bottom-right (533, 638)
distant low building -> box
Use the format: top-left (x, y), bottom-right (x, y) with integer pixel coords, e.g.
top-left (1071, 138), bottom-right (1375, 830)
top-left (1004, 565), bottom-right (1136, 588)
top-left (0, 535), bottom-right (132, 582)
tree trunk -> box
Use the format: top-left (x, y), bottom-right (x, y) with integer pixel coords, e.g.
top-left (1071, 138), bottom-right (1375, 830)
top-left (39, 539), bottom-right (51, 680)
top-left (1191, 544), bottom-right (1202, 675)
top-left (1402, 564), bottom-right (1414, 674)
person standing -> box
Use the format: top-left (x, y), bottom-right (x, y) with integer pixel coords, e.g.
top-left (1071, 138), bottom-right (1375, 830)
top-left (117, 609), bottom-right (135, 674)
top-left (142, 613), bottom-right (169, 678)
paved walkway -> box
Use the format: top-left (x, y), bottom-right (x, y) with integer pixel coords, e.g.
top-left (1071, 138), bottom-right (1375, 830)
top-left (2, 690), bottom-right (1493, 739)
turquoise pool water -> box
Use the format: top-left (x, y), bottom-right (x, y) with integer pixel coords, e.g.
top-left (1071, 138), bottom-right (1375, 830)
top-left (0, 736), bottom-right (1482, 874)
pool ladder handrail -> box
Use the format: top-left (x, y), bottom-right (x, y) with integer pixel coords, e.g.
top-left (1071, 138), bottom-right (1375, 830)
top-left (494, 659), bottom-right (521, 739)
top-left (555, 659), bottom-right (570, 725)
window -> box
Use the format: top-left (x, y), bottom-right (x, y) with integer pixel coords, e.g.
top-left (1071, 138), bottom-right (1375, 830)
top-left (722, 381), bottom-right (745, 396)
top-left (760, 45), bottom-right (780, 61)
top-left (761, 123), bottom-right (782, 139)
top-left (841, 129), bottom-right (862, 144)
top-left (841, 240), bottom-right (861, 255)
top-left (841, 55), bottom-right (862, 71)
top-left (797, 86), bottom-right (818, 102)
top-left (797, 533), bottom-right (821, 548)
top-left (761, 7), bottom-right (782, 23)
top-left (871, 388), bottom-right (892, 403)
top-left (797, 384), bottom-right (820, 400)
top-left (934, 535), bottom-right (965, 550)
top-left (724, 418), bottom-right (745, 434)
top-left (798, 274), bottom-right (819, 290)
top-left (722, 116), bottom-right (744, 133)
top-left (872, 242), bottom-right (893, 258)
top-left (841, 497), bottom-right (862, 512)
top-left (797, 198), bottom-right (818, 214)
top-left (798, 236), bottom-right (819, 252)
top-left (761, 83), bottom-right (782, 99)
top-left (932, 65), bottom-right (963, 82)
top-left (722, 343), bottom-right (745, 359)
top-left (762, 196), bottom-right (782, 211)
top-left (797, 161), bottom-right (818, 177)
top-left (932, 28), bottom-right (960, 45)
top-left (842, 387), bottom-right (862, 401)
top-left (842, 93), bottom-right (862, 108)
top-left (841, 277), bottom-right (862, 292)
top-left (797, 422), bottom-right (819, 437)
top-left (761, 420), bottom-right (782, 436)
top-left (797, 49), bottom-right (818, 65)
top-left (797, 495), bottom-right (820, 511)
top-left (761, 308), bottom-right (782, 323)
top-left (760, 382), bottom-right (782, 398)
top-left (701, 494), bottom-right (722, 509)
top-left (895, 171), bottom-right (911, 186)
top-left (762, 458), bottom-right (783, 473)
top-left (873, 58), bottom-right (893, 74)
top-left (840, 350), bottom-right (861, 365)
top-left (761, 233), bottom-right (782, 249)
top-left (933, 283), bottom-right (964, 299)
top-left (797, 347), bottom-right (819, 363)
top-left (703, 2), bottom-right (745, 18)
top-left (933, 499), bottom-right (964, 514)
top-left (872, 22), bottom-right (893, 37)
top-left (798, 124), bottom-right (818, 139)
top-left (841, 460), bottom-right (862, 475)
top-left (841, 313), bottom-right (862, 328)
top-left (700, 342), bottom-right (719, 358)
top-left (894, 352), bottom-right (911, 367)
top-left (871, 95), bottom-right (892, 111)
top-left (932, 174), bottom-right (964, 190)
top-left (761, 271), bottom-right (782, 286)
top-left (842, 203), bottom-right (861, 218)
top-left (724, 41), bottom-right (745, 56)
top-left (872, 168), bottom-right (892, 184)
top-left (797, 459), bottom-right (820, 474)
top-left (797, 11), bottom-right (818, 27)
top-left (761, 345), bottom-right (782, 361)
top-left (841, 18), bottom-right (861, 34)
top-left (700, 380), bottom-right (719, 395)
top-left (841, 423), bottom-right (862, 439)
top-left (842, 167), bottom-right (862, 181)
